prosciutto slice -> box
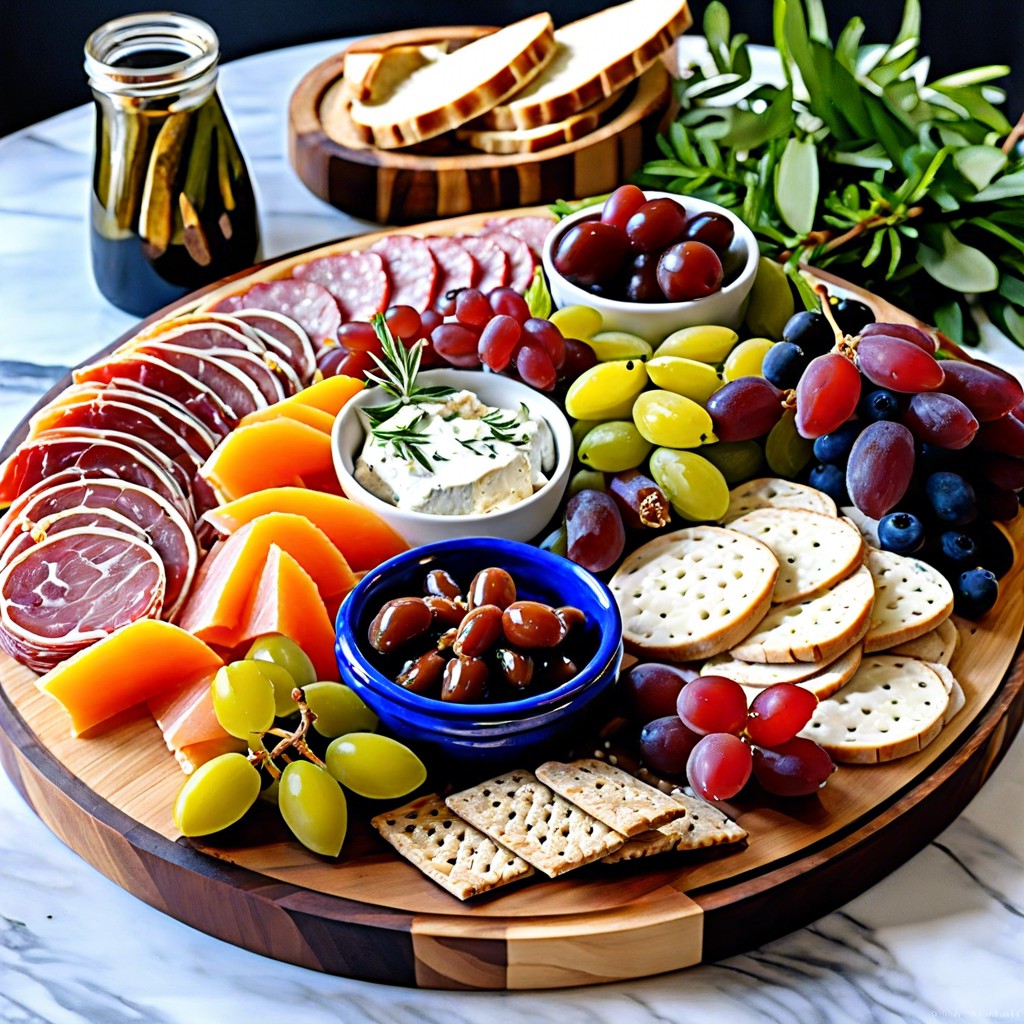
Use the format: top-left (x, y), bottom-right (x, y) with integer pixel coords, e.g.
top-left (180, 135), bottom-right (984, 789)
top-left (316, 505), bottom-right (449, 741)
top-left (229, 309), bottom-right (316, 384)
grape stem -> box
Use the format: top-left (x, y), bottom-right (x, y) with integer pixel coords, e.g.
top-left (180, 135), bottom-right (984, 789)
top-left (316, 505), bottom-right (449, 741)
top-left (815, 284), bottom-right (859, 360)
top-left (247, 688), bottom-right (326, 777)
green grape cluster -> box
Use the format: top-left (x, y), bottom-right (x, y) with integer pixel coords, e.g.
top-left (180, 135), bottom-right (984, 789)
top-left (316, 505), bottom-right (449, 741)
top-left (172, 633), bottom-right (426, 858)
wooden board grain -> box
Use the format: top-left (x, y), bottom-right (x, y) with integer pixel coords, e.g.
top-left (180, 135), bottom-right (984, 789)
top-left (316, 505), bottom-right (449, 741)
top-left (1, 209), bottom-right (1023, 989)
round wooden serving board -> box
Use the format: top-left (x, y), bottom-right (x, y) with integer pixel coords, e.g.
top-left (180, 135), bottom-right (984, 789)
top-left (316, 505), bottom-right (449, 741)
top-left (287, 27), bottom-right (672, 225)
top-left (1, 208), bottom-right (1023, 990)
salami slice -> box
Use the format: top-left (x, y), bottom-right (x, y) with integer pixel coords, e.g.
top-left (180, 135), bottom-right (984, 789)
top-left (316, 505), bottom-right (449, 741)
top-left (228, 310), bottom-right (316, 385)
top-left (480, 229), bottom-right (536, 292)
top-left (0, 528), bottom-right (165, 673)
top-left (368, 236), bottom-right (439, 313)
top-left (74, 355), bottom-right (237, 438)
top-left (484, 215), bottom-right (556, 258)
top-left (424, 237), bottom-right (478, 307)
top-left (457, 236), bottom-right (510, 292)
top-left (294, 252), bottom-right (390, 323)
top-left (0, 478), bottom-right (197, 621)
top-left (214, 280), bottom-right (341, 353)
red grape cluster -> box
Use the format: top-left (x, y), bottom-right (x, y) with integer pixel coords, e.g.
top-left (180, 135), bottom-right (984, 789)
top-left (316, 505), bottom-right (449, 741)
top-left (552, 185), bottom-right (738, 303)
top-left (318, 294), bottom-right (596, 393)
top-left (621, 664), bottom-right (835, 801)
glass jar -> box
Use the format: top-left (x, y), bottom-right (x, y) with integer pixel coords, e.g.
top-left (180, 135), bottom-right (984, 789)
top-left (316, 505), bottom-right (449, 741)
top-left (85, 13), bottom-right (260, 317)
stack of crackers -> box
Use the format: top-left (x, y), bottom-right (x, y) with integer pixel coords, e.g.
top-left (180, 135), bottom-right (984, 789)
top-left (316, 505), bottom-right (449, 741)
top-left (371, 759), bottom-right (746, 900)
top-left (610, 478), bottom-right (964, 765)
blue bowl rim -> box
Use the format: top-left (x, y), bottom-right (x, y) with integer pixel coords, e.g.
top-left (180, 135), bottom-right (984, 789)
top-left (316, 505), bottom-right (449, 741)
top-left (335, 536), bottom-right (622, 721)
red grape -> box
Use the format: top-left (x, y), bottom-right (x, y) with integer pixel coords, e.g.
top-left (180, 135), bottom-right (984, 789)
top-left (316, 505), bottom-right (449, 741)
top-left (477, 315), bottom-right (521, 372)
top-left (417, 337), bottom-right (443, 367)
top-left (707, 378), bottom-right (784, 441)
top-left (624, 252), bottom-right (663, 302)
top-left (601, 184), bottom-right (647, 232)
top-left (687, 733), bottom-right (752, 801)
top-left (488, 287), bottom-right (531, 324)
top-left (560, 337), bottom-right (599, 382)
top-left (317, 347), bottom-right (374, 379)
top-left (978, 453), bottom-right (1024, 492)
top-left (682, 211), bottom-right (735, 255)
top-left (676, 676), bottom-right (749, 736)
top-left (902, 392), bottom-right (978, 449)
top-left (431, 322), bottom-right (480, 366)
top-left (565, 489), bottom-right (625, 572)
top-left (975, 412), bottom-right (1024, 457)
top-left (515, 340), bottom-right (557, 391)
top-left (455, 288), bottom-right (492, 329)
top-left (608, 469), bottom-right (670, 529)
top-left (622, 663), bottom-right (698, 720)
top-left (859, 322), bottom-right (937, 352)
top-left (384, 305), bottom-right (421, 341)
top-left (941, 359), bottom-right (1023, 421)
top-left (856, 335), bottom-right (945, 393)
top-left (522, 318), bottom-right (566, 370)
top-left (553, 221), bottom-right (628, 287)
top-left (419, 309), bottom-right (444, 338)
top-left (625, 198), bottom-right (688, 254)
top-left (795, 353), bottom-right (861, 438)
top-left (639, 715), bottom-right (701, 775)
top-left (751, 737), bottom-right (835, 797)
top-left (846, 421), bottom-right (915, 518)
top-left (337, 321), bottom-right (382, 354)
top-left (656, 241), bottom-right (723, 301)
top-left (745, 684), bottom-right (818, 748)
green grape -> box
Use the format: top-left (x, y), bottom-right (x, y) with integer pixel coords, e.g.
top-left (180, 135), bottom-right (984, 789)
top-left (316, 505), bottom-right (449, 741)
top-left (173, 752), bottom-right (261, 837)
top-left (258, 661), bottom-right (299, 717)
top-left (565, 359), bottom-right (648, 420)
top-left (578, 421), bottom-right (652, 472)
top-left (569, 468), bottom-right (607, 495)
top-left (701, 440), bottom-right (765, 484)
top-left (765, 409), bottom-right (814, 478)
top-left (633, 390), bottom-right (716, 448)
top-left (259, 778), bottom-right (280, 806)
top-left (584, 330), bottom-right (653, 362)
top-left (539, 523), bottom-right (568, 556)
top-left (211, 662), bottom-right (277, 740)
top-left (246, 634), bottom-right (316, 689)
top-left (743, 256), bottom-right (795, 339)
top-left (649, 448), bottom-right (730, 521)
top-left (571, 418), bottom-right (601, 449)
top-left (304, 681), bottom-right (379, 738)
top-left (722, 337), bottom-right (774, 381)
top-left (550, 303), bottom-right (602, 340)
top-left (655, 325), bottom-right (738, 363)
top-left (278, 760), bottom-right (348, 857)
top-left (645, 355), bottom-right (722, 403)
top-left (326, 732), bottom-right (427, 800)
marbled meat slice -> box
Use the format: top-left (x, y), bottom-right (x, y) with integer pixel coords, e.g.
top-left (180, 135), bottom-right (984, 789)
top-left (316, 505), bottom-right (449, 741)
top-left (480, 229), bottom-right (536, 292)
top-left (74, 354), bottom-right (237, 438)
top-left (368, 236), bottom-right (439, 313)
top-left (294, 251), bottom-right (390, 323)
top-left (228, 310), bottom-right (316, 385)
top-left (181, 347), bottom-right (287, 404)
top-left (0, 506), bottom-right (149, 565)
top-left (130, 319), bottom-right (266, 355)
top-left (457, 236), bottom-right (510, 292)
top-left (424, 237), bottom-right (477, 309)
top-left (214, 280), bottom-right (340, 355)
top-left (0, 478), bottom-right (198, 621)
top-left (484, 215), bottom-right (555, 258)
top-left (0, 527), bottom-right (165, 673)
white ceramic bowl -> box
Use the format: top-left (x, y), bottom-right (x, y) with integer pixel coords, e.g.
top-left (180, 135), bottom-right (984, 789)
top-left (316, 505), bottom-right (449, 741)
top-left (332, 368), bottom-right (573, 548)
top-left (541, 190), bottom-right (760, 342)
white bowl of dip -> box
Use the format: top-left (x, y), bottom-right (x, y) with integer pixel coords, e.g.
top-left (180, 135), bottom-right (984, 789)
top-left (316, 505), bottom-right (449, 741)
top-left (332, 369), bottom-right (574, 548)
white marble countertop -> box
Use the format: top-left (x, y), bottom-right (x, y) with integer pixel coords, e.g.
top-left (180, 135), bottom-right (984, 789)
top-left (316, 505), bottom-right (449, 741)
top-left (1, 38), bottom-right (1024, 1024)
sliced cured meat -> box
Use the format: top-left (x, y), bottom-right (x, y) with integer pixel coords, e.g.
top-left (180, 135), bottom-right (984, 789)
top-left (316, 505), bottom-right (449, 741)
top-left (187, 347), bottom-right (287, 404)
top-left (0, 436), bottom-right (193, 525)
top-left (294, 252), bottom-right (390, 323)
top-left (484, 215), bottom-right (556, 258)
top-left (130, 319), bottom-right (267, 356)
top-left (368, 236), bottom-right (439, 313)
top-left (74, 354), bottom-right (237, 438)
top-left (214, 280), bottom-right (341, 354)
top-left (0, 478), bottom-right (198, 621)
top-left (229, 310), bottom-right (316, 385)
top-left (457, 236), bottom-right (510, 292)
top-left (480, 228), bottom-right (536, 292)
top-left (0, 507), bottom-right (149, 566)
top-left (424, 237), bottom-right (477, 307)
top-left (0, 528), bottom-right (165, 673)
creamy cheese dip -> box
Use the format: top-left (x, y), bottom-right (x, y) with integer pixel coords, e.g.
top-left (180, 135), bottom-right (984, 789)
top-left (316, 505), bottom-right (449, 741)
top-left (355, 390), bottom-right (556, 515)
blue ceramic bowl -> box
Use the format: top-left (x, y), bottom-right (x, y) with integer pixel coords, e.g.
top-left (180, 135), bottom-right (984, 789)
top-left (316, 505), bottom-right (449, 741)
top-left (335, 538), bottom-right (623, 767)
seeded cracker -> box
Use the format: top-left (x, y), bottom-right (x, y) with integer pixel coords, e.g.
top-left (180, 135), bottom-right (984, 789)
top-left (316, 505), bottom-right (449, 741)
top-left (603, 790), bottom-right (747, 863)
top-left (535, 758), bottom-right (687, 837)
top-left (446, 769), bottom-right (626, 877)
top-left (888, 617), bottom-right (959, 666)
top-left (372, 794), bottom-right (534, 900)
top-left (863, 548), bottom-right (954, 653)
top-left (738, 643), bottom-right (863, 704)
top-left (721, 477), bottom-right (837, 523)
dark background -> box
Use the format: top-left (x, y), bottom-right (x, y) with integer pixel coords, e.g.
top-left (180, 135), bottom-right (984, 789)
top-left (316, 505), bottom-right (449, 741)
top-left (2, 0), bottom-right (1023, 137)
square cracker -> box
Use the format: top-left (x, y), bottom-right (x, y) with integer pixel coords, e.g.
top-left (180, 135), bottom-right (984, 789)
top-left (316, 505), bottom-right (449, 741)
top-left (535, 758), bottom-right (687, 837)
top-left (371, 794), bottom-right (533, 900)
top-left (446, 770), bottom-right (626, 878)
top-left (603, 790), bottom-right (748, 864)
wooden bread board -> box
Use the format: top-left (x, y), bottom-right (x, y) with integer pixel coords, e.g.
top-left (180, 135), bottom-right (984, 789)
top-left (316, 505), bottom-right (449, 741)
top-left (1, 208), bottom-right (1023, 990)
top-left (287, 28), bottom-right (672, 225)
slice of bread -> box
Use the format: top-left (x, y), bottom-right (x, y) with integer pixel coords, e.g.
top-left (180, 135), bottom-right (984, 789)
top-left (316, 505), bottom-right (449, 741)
top-left (349, 14), bottom-right (557, 148)
top-left (479, 0), bottom-right (691, 131)
top-left (344, 44), bottom-right (450, 104)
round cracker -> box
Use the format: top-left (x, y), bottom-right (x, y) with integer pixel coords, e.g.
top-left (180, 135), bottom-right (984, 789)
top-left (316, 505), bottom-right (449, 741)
top-left (728, 508), bottom-right (865, 603)
top-left (610, 526), bottom-right (778, 663)
top-left (887, 616), bottom-right (959, 665)
top-left (737, 643), bottom-right (863, 703)
top-left (721, 478), bottom-right (837, 523)
top-left (863, 549), bottom-right (954, 653)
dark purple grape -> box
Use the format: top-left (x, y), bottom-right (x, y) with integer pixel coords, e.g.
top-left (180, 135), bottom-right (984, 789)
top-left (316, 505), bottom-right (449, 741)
top-left (565, 489), bottom-right (625, 572)
top-left (975, 413), bottom-right (1024, 457)
top-left (625, 198), bottom-right (688, 254)
top-left (707, 378), bottom-right (785, 441)
top-left (621, 663), bottom-right (698, 720)
top-left (941, 359), bottom-right (1024, 421)
top-left (902, 392), bottom-right (978, 449)
top-left (623, 252), bottom-right (663, 303)
top-left (656, 242), bottom-right (723, 301)
top-left (639, 715), bottom-right (701, 776)
top-left (846, 421), bottom-right (916, 519)
top-left (751, 737), bottom-right (835, 797)
top-left (860, 321), bottom-right (935, 352)
top-left (681, 211), bottom-right (735, 255)
top-left (831, 297), bottom-right (875, 335)
top-left (553, 221), bottom-right (628, 288)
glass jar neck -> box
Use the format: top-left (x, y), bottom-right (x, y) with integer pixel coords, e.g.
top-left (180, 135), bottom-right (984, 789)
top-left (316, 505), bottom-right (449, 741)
top-left (85, 13), bottom-right (220, 108)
